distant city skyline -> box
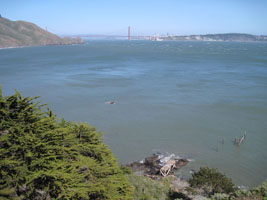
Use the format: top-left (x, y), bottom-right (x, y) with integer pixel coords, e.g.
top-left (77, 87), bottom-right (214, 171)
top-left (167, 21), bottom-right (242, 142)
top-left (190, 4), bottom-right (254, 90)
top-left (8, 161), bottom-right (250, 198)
top-left (1, 0), bottom-right (267, 36)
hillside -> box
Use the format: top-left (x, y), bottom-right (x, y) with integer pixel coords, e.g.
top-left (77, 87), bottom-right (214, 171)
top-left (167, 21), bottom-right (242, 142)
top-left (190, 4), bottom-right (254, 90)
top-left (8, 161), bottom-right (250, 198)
top-left (159, 33), bottom-right (267, 42)
top-left (0, 16), bottom-right (83, 48)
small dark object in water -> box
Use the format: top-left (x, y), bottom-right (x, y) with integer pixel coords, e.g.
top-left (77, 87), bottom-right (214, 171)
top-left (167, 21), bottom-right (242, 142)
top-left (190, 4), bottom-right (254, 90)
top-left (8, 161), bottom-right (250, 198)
top-left (233, 131), bottom-right (247, 146)
top-left (105, 101), bottom-right (116, 104)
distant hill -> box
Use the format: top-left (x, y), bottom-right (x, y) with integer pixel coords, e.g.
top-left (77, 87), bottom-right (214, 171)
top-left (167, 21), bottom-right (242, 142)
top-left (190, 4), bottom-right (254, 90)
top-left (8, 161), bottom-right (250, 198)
top-left (0, 16), bottom-right (83, 48)
top-left (158, 33), bottom-right (267, 42)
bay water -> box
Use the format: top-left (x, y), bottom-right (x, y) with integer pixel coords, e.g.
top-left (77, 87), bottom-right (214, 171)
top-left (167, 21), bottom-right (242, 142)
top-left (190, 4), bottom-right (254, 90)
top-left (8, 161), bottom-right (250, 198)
top-left (1, 40), bottom-right (267, 187)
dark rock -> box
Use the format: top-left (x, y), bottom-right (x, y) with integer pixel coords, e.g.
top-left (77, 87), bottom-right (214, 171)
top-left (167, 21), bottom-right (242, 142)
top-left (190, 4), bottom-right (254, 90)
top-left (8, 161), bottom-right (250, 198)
top-left (144, 154), bottom-right (161, 175)
top-left (175, 158), bottom-right (189, 169)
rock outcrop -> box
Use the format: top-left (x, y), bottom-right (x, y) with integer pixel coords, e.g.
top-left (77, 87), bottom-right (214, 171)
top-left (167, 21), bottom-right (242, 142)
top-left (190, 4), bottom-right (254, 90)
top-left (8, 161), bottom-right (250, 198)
top-left (127, 154), bottom-right (189, 179)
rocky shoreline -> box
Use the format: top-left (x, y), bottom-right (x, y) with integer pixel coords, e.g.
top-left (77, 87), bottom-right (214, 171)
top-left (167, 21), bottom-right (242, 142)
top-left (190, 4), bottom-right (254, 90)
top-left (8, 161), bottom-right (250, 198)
top-left (127, 153), bottom-right (189, 179)
top-left (126, 154), bottom-right (233, 200)
top-left (0, 42), bottom-right (84, 50)
top-left (126, 154), bottom-right (210, 199)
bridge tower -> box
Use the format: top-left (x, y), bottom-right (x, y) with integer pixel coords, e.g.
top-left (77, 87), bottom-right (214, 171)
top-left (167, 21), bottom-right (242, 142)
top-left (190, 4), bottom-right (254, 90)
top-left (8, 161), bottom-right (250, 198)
top-left (128, 26), bottom-right (131, 41)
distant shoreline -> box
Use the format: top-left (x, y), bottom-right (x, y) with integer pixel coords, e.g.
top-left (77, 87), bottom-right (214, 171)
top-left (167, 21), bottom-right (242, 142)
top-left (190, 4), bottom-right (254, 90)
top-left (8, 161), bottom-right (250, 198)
top-left (0, 46), bottom-right (27, 50)
top-left (151, 33), bottom-right (267, 42)
top-left (0, 43), bottom-right (84, 50)
top-left (1, 40), bottom-right (266, 50)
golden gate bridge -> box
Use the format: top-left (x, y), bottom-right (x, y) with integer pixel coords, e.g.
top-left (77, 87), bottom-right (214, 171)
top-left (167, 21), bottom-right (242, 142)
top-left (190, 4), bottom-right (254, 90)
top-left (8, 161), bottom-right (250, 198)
top-left (46, 26), bottom-right (161, 40)
top-left (72, 26), bottom-right (150, 40)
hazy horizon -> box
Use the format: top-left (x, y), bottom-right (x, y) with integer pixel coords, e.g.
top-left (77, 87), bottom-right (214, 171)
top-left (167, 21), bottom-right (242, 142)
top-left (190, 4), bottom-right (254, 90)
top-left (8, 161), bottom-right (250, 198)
top-left (1, 0), bottom-right (267, 36)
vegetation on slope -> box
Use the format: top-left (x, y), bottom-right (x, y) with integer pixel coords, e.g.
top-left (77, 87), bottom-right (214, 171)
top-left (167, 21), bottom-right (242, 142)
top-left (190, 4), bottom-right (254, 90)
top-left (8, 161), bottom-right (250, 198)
top-left (232, 180), bottom-right (267, 200)
top-left (189, 167), bottom-right (236, 196)
top-left (127, 174), bottom-right (171, 200)
top-left (127, 167), bottom-right (266, 200)
top-left (0, 87), bottom-right (133, 199)
top-left (0, 16), bottom-right (83, 48)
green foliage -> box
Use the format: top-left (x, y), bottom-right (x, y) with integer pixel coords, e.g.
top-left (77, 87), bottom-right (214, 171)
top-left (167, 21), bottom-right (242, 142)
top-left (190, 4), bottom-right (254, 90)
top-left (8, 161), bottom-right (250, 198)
top-left (210, 193), bottom-right (229, 200)
top-left (0, 89), bottom-right (133, 199)
top-left (127, 174), bottom-right (171, 200)
top-left (120, 165), bottom-right (133, 175)
top-left (189, 167), bottom-right (236, 196)
top-left (232, 180), bottom-right (267, 200)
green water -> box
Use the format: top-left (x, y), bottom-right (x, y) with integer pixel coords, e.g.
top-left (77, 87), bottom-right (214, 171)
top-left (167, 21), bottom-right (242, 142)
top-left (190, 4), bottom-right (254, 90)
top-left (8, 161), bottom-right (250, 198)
top-left (1, 41), bottom-right (267, 187)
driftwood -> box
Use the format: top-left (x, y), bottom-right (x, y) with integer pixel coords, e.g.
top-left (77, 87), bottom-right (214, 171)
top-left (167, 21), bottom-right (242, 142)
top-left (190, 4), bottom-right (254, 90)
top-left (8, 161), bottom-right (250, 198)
top-left (234, 132), bottom-right (247, 146)
top-left (160, 160), bottom-right (176, 177)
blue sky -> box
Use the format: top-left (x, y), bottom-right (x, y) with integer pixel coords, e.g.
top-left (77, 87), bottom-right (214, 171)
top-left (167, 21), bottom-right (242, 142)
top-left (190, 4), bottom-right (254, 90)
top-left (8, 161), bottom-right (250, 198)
top-left (1, 0), bottom-right (267, 36)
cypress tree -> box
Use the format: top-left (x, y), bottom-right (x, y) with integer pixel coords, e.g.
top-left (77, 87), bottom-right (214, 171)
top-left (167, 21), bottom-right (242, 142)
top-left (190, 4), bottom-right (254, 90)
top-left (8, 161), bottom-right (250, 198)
top-left (0, 88), bottom-right (133, 199)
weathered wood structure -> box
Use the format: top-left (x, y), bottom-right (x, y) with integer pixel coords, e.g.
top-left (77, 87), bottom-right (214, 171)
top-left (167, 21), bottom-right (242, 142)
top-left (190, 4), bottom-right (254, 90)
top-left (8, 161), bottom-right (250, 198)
top-left (160, 160), bottom-right (176, 177)
top-left (234, 132), bottom-right (247, 146)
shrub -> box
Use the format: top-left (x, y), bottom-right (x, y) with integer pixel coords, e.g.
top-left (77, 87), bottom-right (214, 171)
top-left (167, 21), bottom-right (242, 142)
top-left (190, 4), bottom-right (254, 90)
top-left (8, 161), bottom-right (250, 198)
top-left (0, 88), bottom-right (133, 199)
top-left (210, 193), bottom-right (229, 200)
top-left (127, 174), bottom-right (170, 200)
top-left (233, 180), bottom-right (267, 200)
top-left (189, 167), bottom-right (236, 196)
